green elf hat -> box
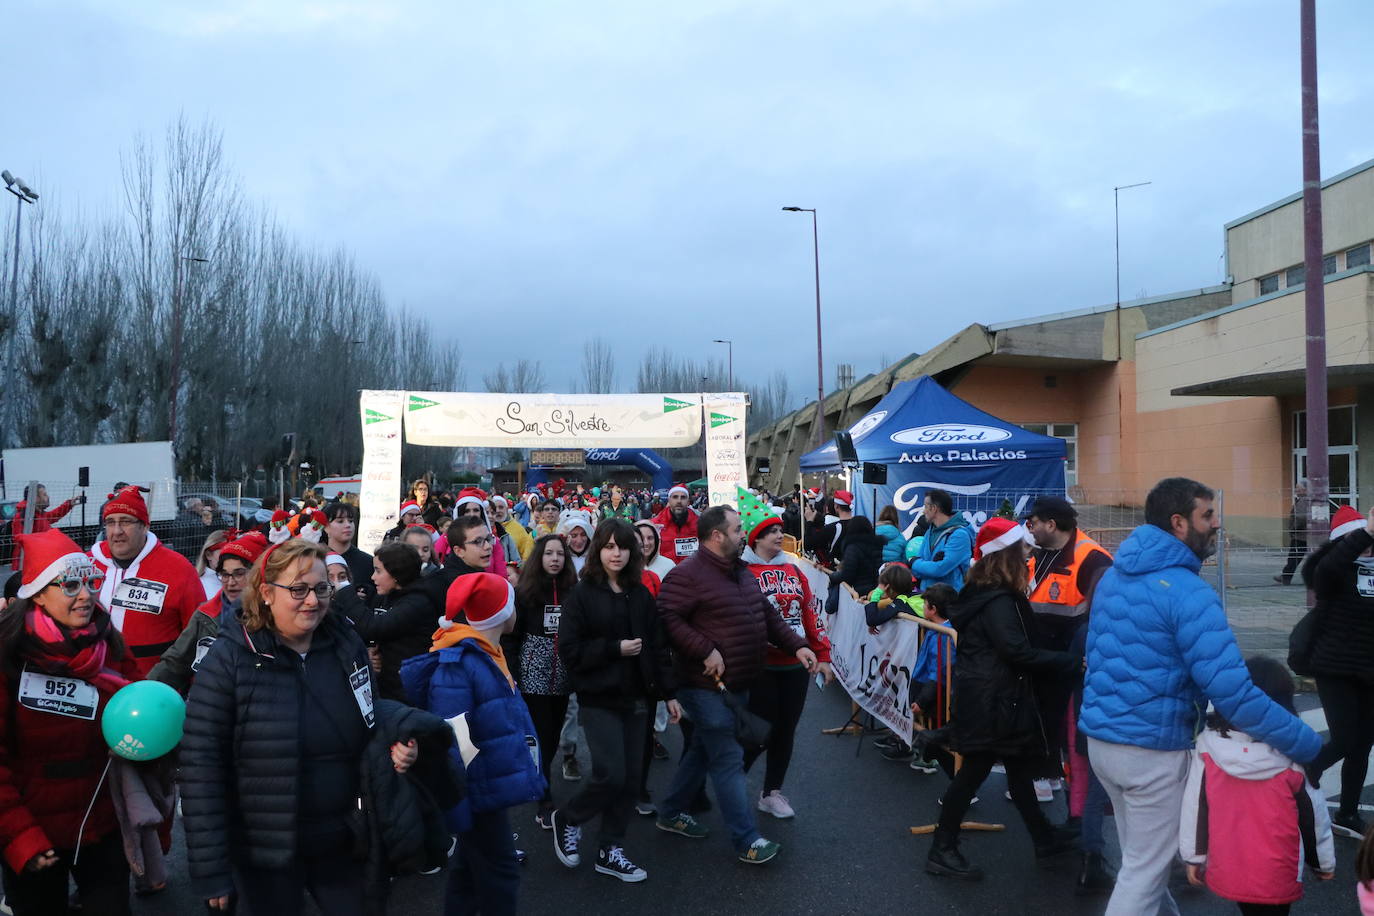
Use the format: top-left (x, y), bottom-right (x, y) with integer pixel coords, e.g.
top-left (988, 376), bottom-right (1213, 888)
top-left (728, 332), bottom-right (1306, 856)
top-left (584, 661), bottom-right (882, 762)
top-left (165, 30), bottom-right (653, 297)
top-left (736, 486), bottom-right (784, 546)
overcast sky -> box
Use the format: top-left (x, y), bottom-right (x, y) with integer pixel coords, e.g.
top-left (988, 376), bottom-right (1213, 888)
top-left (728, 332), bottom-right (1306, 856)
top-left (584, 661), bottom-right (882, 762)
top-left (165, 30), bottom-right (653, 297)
top-left (9, 1), bottom-right (1374, 403)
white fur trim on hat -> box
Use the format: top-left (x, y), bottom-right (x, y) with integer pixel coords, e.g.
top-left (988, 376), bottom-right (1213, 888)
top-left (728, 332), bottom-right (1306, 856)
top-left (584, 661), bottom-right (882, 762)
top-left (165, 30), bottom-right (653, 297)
top-left (980, 522), bottom-right (1033, 558)
top-left (1332, 518), bottom-right (1366, 540)
top-left (17, 552), bottom-right (93, 599)
top-left (668, 485), bottom-right (689, 497)
top-left (325, 553), bottom-right (348, 568)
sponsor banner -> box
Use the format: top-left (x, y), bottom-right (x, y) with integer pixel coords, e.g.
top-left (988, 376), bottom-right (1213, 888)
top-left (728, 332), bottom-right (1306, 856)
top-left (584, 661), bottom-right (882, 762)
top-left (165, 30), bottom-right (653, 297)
top-left (803, 558), bottom-right (921, 738)
top-left (358, 389), bottom-right (405, 554)
top-left (703, 393), bottom-right (747, 509)
top-left (401, 392), bottom-right (703, 448)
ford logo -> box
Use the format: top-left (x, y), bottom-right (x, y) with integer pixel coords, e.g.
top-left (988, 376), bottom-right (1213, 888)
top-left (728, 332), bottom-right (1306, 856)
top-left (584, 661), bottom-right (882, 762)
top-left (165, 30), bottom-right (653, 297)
top-left (585, 449), bottom-right (622, 461)
top-left (848, 410), bottom-right (887, 440)
top-left (891, 424), bottom-right (1012, 446)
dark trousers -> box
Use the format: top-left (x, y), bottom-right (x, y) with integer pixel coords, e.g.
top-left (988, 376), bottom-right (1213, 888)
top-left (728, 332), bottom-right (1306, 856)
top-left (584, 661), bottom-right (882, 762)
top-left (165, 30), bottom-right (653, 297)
top-left (235, 851), bottom-right (365, 916)
top-left (743, 666), bottom-right (810, 793)
top-left (938, 751), bottom-right (1053, 842)
top-left (562, 702), bottom-right (647, 845)
top-left (1279, 537), bottom-right (1307, 583)
top-left (0, 830), bottom-right (129, 916)
top-left (1311, 676), bottom-right (1374, 814)
top-left (523, 692), bottom-right (570, 808)
top-left (446, 808), bottom-right (519, 916)
top-left (1238, 904), bottom-right (1291, 915)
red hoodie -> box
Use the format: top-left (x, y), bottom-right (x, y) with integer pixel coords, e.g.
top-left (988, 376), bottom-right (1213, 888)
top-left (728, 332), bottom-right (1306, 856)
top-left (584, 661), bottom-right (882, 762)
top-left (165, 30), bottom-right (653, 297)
top-left (90, 533), bottom-right (204, 677)
top-left (742, 546), bottom-right (831, 668)
top-left (651, 507), bottom-right (700, 565)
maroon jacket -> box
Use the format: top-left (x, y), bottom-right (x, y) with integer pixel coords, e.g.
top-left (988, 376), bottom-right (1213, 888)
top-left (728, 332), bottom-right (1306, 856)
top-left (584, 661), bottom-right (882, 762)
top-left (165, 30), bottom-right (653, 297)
top-left (657, 545), bottom-right (807, 691)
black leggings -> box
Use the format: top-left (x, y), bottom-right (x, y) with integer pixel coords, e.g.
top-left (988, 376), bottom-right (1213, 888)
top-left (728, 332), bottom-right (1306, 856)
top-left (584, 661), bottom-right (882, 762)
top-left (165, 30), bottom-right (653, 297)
top-left (938, 751), bottom-right (1053, 842)
top-left (0, 830), bottom-right (130, 916)
top-left (743, 666), bottom-right (810, 794)
top-left (523, 692), bottom-right (570, 808)
top-left (1310, 676), bottom-right (1374, 815)
top-left (1238, 903), bottom-right (1290, 915)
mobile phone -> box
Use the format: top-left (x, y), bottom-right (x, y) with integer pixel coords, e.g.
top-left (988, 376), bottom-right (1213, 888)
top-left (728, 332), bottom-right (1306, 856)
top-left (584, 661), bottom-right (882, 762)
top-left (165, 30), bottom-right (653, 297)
top-left (815, 673), bottom-right (826, 690)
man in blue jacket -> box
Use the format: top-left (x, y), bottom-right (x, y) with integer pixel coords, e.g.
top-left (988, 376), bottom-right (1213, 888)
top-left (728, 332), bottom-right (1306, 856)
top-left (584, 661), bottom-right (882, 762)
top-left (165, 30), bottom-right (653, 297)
top-left (909, 489), bottom-right (973, 591)
top-left (1080, 477), bottom-right (1322, 916)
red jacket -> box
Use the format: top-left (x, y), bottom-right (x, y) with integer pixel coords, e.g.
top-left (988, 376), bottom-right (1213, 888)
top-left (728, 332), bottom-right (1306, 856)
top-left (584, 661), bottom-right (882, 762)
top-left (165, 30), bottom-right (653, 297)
top-left (90, 533), bottom-right (203, 677)
top-left (651, 508), bottom-right (700, 564)
top-left (10, 500), bottom-right (78, 566)
top-left (0, 645), bottom-right (142, 871)
top-left (657, 545), bottom-right (807, 691)
top-left (742, 546), bottom-right (831, 668)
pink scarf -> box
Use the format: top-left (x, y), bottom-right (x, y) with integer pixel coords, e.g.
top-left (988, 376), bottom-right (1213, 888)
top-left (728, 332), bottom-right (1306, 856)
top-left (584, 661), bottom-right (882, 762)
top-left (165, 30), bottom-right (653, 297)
top-left (24, 606), bottom-right (131, 695)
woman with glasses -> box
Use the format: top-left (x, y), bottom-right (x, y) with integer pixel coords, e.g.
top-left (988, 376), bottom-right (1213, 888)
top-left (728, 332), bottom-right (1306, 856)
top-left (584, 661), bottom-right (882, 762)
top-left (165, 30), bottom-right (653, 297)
top-left (183, 538), bottom-right (420, 915)
top-left (148, 531), bottom-right (268, 695)
top-left (0, 529), bottom-right (140, 915)
top-left (334, 541), bottom-right (437, 702)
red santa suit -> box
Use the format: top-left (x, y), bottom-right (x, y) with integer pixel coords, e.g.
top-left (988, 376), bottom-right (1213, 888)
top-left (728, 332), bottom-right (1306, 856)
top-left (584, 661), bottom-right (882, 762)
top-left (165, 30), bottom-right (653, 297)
top-left (651, 507), bottom-right (700, 565)
top-left (89, 532), bottom-right (203, 678)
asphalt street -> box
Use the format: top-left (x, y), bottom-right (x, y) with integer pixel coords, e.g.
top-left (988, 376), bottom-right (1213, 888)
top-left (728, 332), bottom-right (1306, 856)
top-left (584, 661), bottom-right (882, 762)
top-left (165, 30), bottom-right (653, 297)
top-left (127, 683), bottom-right (1364, 916)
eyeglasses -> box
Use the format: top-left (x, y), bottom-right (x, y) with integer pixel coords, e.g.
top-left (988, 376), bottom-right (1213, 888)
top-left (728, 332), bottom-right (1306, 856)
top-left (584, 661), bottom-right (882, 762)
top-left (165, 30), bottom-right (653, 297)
top-left (103, 518), bottom-right (142, 530)
top-left (463, 536), bottom-right (495, 548)
top-left (48, 572), bottom-right (105, 597)
top-left (267, 581), bottom-right (334, 601)
top-left (217, 568), bottom-right (250, 582)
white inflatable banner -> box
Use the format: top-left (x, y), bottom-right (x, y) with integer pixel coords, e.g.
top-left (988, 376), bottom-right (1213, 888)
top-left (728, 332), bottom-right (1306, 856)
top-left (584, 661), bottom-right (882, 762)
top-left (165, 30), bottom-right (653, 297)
top-left (703, 392), bottom-right (748, 509)
top-left (400, 392), bottom-right (704, 448)
top-left (358, 389), bottom-right (405, 554)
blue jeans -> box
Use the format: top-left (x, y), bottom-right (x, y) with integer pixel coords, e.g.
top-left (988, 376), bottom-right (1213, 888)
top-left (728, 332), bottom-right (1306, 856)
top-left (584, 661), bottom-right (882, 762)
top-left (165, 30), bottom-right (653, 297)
top-left (446, 808), bottom-right (518, 916)
top-left (1081, 769), bottom-right (1110, 855)
top-left (663, 686), bottom-right (759, 852)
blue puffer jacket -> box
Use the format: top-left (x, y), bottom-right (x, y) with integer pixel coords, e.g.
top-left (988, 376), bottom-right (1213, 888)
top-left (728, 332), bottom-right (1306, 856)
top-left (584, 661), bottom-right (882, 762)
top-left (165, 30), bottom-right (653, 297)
top-left (400, 641), bottom-right (545, 833)
top-left (1079, 524), bottom-right (1322, 762)
top-left (876, 523), bottom-right (908, 564)
top-left (910, 515), bottom-right (973, 591)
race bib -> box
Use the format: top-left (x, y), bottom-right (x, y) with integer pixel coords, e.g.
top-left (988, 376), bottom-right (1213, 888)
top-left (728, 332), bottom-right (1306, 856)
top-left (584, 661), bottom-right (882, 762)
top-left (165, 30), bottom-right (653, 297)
top-left (675, 537), bottom-right (699, 557)
top-left (111, 577), bottom-right (168, 615)
top-left (191, 636), bottom-right (216, 673)
top-left (18, 666), bottom-right (98, 720)
top-left (543, 604), bottom-right (562, 636)
top-left (1359, 570), bottom-right (1374, 598)
top-left (349, 665), bottom-right (376, 728)
top-left (525, 734), bottom-right (540, 767)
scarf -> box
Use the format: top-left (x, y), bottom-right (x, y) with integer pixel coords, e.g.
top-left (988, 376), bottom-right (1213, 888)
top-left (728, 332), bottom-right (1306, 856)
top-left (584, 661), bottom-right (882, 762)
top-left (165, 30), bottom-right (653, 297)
top-left (23, 605), bottom-right (131, 695)
top-left (431, 622), bottom-right (514, 688)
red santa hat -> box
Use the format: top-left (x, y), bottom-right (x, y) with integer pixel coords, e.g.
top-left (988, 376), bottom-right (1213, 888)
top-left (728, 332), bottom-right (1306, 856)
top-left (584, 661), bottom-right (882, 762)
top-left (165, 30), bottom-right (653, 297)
top-left (102, 485), bottom-right (149, 525)
top-left (833, 490), bottom-right (855, 509)
top-left (457, 486), bottom-right (489, 503)
top-left (440, 571), bottom-right (516, 632)
top-left (1330, 505), bottom-right (1365, 540)
top-left (668, 483), bottom-right (690, 498)
top-left (973, 517), bottom-right (1033, 561)
top-left (219, 530), bottom-right (269, 566)
top-left (398, 500), bottom-right (422, 518)
top-left (15, 529), bottom-right (93, 599)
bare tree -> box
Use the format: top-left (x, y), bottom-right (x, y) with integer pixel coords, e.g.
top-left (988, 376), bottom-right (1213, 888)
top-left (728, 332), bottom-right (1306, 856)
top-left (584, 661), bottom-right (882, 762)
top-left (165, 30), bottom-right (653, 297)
top-left (581, 337), bottom-right (616, 394)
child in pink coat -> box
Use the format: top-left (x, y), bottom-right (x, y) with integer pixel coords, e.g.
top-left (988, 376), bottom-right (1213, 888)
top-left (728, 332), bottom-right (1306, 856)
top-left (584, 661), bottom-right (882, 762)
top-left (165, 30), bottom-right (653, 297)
top-left (1179, 656), bottom-right (1335, 915)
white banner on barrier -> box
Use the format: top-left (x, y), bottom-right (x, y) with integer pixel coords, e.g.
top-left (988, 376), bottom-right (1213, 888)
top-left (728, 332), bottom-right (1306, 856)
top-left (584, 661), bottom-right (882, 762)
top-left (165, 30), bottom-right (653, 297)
top-left (400, 392), bottom-right (704, 448)
top-left (358, 389), bottom-right (405, 555)
top-left (703, 392), bottom-right (748, 509)
top-left (807, 561), bottom-right (922, 739)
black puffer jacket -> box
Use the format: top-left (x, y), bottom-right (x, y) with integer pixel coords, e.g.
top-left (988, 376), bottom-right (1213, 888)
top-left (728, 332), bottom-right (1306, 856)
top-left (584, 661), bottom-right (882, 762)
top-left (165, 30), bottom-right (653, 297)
top-left (336, 583), bottom-right (438, 701)
top-left (1304, 527), bottom-right (1374, 681)
top-left (947, 586), bottom-right (1077, 757)
top-left (181, 610), bottom-right (375, 900)
top-left (831, 533), bottom-right (883, 596)
top-left (558, 578), bottom-right (676, 708)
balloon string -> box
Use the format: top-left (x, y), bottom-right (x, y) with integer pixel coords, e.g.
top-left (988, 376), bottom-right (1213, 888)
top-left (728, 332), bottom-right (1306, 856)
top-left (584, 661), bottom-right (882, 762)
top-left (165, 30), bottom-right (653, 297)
top-left (72, 756), bottom-right (114, 867)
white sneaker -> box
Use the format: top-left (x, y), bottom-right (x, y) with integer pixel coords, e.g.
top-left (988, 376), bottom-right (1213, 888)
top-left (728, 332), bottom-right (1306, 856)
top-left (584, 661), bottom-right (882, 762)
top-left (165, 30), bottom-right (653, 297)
top-left (1004, 780), bottom-right (1055, 803)
top-left (757, 790), bottom-right (796, 819)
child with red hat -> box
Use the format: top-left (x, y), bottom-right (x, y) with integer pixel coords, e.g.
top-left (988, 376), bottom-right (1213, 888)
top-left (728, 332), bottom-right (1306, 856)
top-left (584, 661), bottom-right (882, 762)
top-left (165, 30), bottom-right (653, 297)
top-left (400, 573), bottom-right (544, 914)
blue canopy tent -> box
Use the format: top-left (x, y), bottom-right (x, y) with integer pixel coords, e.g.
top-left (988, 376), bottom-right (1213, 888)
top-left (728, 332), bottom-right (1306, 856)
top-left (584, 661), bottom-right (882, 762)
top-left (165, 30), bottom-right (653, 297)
top-left (799, 376), bottom-right (1066, 535)
top-left (526, 447), bottom-right (674, 492)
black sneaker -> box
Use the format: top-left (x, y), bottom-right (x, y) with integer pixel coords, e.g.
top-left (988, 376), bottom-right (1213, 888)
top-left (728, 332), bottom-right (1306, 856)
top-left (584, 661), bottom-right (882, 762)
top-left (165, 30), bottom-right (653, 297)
top-left (873, 735), bottom-right (901, 751)
top-left (1333, 810), bottom-right (1368, 840)
top-left (535, 809), bottom-right (554, 831)
top-left (596, 845), bottom-right (647, 882)
top-left (880, 744), bottom-right (914, 762)
top-left (634, 797), bottom-right (656, 817)
top-left (551, 810), bottom-right (581, 867)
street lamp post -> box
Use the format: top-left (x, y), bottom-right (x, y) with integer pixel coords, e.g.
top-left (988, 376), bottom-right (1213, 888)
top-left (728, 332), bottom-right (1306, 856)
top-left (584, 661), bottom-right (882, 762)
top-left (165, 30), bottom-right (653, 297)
top-left (168, 255), bottom-right (210, 446)
top-left (712, 339), bottom-right (733, 390)
top-left (782, 207), bottom-right (825, 445)
top-left (1113, 181), bottom-right (1152, 310)
top-left (3, 171), bottom-right (38, 450)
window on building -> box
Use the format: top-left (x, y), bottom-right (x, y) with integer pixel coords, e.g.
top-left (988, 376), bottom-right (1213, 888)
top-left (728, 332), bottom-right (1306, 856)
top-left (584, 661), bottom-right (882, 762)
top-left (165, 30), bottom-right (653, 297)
top-left (1293, 406), bottom-right (1357, 505)
top-left (1286, 264), bottom-right (1305, 288)
top-left (1324, 254), bottom-right (1338, 276)
top-left (1258, 273), bottom-right (1279, 295)
top-left (1023, 422), bottom-right (1078, 486)
top-left (1347, 244), bottom-right (1371, 270)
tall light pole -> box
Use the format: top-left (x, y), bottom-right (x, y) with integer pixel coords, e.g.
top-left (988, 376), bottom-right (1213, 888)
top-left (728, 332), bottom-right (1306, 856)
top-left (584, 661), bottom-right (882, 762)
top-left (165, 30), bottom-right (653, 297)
top-left (168, 254), bottom-right (210, 447)
top-left (3, 171), bottom-right (38, 451)
top-left (1300, 0), bottom-right (1329, 543)
top-left (782, 206), bottom-right (825, 445)
top-left (712, 339), bottom-right (733, 390)
top-left (1114, 181), bottom-right (1151, 311)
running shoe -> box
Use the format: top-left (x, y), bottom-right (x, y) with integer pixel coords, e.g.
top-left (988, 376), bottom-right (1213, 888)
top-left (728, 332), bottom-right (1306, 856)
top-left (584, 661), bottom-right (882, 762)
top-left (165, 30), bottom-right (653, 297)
top-left (738, 837), bottom-right (781, 865)
top-left (596, 845), bottom-right (647, 883)
top-left (757, 790), bottom-right (795, 819)
top-left (551, 810), bottom-right (581, 867)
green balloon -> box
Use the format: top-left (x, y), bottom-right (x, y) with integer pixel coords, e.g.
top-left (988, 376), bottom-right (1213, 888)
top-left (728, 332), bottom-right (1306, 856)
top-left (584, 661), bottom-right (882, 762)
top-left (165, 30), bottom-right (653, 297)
top-left (591, 487), bottom-right (601, 497)
top-left (102, 680), bottom-right (186, 761)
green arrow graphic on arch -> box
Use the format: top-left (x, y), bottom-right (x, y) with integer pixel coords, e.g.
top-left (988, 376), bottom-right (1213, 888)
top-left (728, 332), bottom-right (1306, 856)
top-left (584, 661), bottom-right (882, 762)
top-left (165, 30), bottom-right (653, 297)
top-left (408, 394), bottom-right (440, 411)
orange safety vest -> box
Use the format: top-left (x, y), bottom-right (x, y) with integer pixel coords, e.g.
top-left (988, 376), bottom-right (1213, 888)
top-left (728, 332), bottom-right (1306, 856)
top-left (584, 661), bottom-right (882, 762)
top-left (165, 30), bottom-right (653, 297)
top-left (1027, 532), bottom-right (1110, 618)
